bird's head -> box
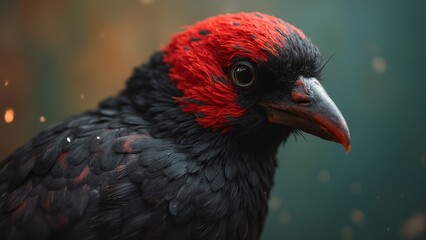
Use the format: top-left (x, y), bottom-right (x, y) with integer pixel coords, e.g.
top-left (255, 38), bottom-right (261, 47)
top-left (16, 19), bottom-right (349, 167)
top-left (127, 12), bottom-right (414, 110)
top-left (163, 12), bottom-right (350, 151)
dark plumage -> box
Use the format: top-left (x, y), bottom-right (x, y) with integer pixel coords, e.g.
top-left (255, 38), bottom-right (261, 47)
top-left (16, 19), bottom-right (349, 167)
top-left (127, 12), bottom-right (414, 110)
top-left (0, 12), bottom-right (350, 240)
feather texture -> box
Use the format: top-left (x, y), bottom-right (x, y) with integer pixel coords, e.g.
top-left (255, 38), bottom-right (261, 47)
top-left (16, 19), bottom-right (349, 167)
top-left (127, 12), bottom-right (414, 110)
top-left (0, 12), bottom-right (325, 240)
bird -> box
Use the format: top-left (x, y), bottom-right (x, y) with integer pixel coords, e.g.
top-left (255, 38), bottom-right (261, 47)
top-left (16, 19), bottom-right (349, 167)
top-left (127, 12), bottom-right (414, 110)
top-left (0, 12), bottom-right (350, 240)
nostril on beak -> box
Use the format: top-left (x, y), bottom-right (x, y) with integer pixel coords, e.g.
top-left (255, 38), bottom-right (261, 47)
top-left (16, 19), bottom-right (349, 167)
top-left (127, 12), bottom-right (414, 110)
top-left (292, 91), bottom-right (313, 106)
top-left (292, 79), bottom-right (313, 106)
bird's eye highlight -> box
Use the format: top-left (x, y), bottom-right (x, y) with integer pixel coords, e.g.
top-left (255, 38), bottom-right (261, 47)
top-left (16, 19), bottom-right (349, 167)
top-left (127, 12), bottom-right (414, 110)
top-left (230, 61), bottom-right (256, 89)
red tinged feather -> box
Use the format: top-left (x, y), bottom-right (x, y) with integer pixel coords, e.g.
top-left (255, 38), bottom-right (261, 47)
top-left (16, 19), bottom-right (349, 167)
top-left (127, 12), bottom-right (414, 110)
top-left (71, 166), bottom-right (90, 185)
top-left (164, 12), bottom-right (306, 132)
top-left (10, 196), bottom-right (37, 225)
top-left (41, 191), bottom-right (56, 213)
top-left (118, 134), bottom-right (149, 153)
top-left (11, 200), bottom-right (27, 223)
top-left (57, 152), bottom-right (69, 170)
top-left (58, 216), bottom-right (69, 227)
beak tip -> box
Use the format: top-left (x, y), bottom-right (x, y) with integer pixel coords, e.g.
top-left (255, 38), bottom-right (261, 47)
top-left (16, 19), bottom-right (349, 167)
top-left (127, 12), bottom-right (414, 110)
top-left (338, 122), bottom-right (351, 153)
top-left (341, 133), bottom-right (351, 153)
top-left (344, 144), bottom-right (351, 153)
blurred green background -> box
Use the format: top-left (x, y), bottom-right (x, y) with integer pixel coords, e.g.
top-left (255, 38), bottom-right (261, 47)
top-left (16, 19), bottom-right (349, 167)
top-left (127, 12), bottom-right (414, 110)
top-left (1, 0), bottom-right (425, 239)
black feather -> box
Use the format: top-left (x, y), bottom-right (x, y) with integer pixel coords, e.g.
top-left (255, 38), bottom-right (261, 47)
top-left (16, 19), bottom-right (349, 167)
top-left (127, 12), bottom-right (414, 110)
top-left (0, 28), bottom-right (311, 239)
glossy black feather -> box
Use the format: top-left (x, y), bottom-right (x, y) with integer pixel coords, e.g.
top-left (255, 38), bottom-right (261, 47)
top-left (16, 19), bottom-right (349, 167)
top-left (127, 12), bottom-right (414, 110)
top-left (0, 39), bottom-right (318, 239)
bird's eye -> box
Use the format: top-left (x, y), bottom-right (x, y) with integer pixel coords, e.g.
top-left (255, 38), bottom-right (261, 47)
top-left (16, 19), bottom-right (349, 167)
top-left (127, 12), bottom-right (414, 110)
top-left (230, 61), bottom-right (256, 89)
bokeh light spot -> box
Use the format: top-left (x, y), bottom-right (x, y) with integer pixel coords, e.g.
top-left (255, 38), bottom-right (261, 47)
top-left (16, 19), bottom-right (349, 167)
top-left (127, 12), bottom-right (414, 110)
top-left (268, 196), bottom-right (281, 210)
top-left (278, 211), bottom-right (291, 225)
top-left (319, 170), bottom-right (330, 184)
top-left (351, 210), bottom-right (365, 224)
top-left (421, 154), bottom-right (426, 166)
top-left (340, 226), bottom-right (354, 240)
top-left (4, 108), bottom-right (15, 123)
top-left (401, 213), bottom-right (426, 239)
top-left (39, 116), bottom-right (46, 123)
top-left (372, 57), bottom-right (387, 74)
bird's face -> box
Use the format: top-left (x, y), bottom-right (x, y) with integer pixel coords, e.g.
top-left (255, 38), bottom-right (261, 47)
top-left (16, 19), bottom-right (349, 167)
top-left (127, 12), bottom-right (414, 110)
top-left (164, 12), bottom-right (350, 150)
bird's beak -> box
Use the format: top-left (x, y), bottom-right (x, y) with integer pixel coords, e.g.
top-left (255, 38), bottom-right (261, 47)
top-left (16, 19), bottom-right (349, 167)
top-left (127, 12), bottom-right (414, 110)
top-left (260, 77), bottom-right (351, 152)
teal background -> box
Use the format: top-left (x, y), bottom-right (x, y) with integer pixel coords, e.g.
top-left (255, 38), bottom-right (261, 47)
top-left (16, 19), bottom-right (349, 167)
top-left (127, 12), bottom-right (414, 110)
top-left (0, 0), bottom-right (425, 239)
